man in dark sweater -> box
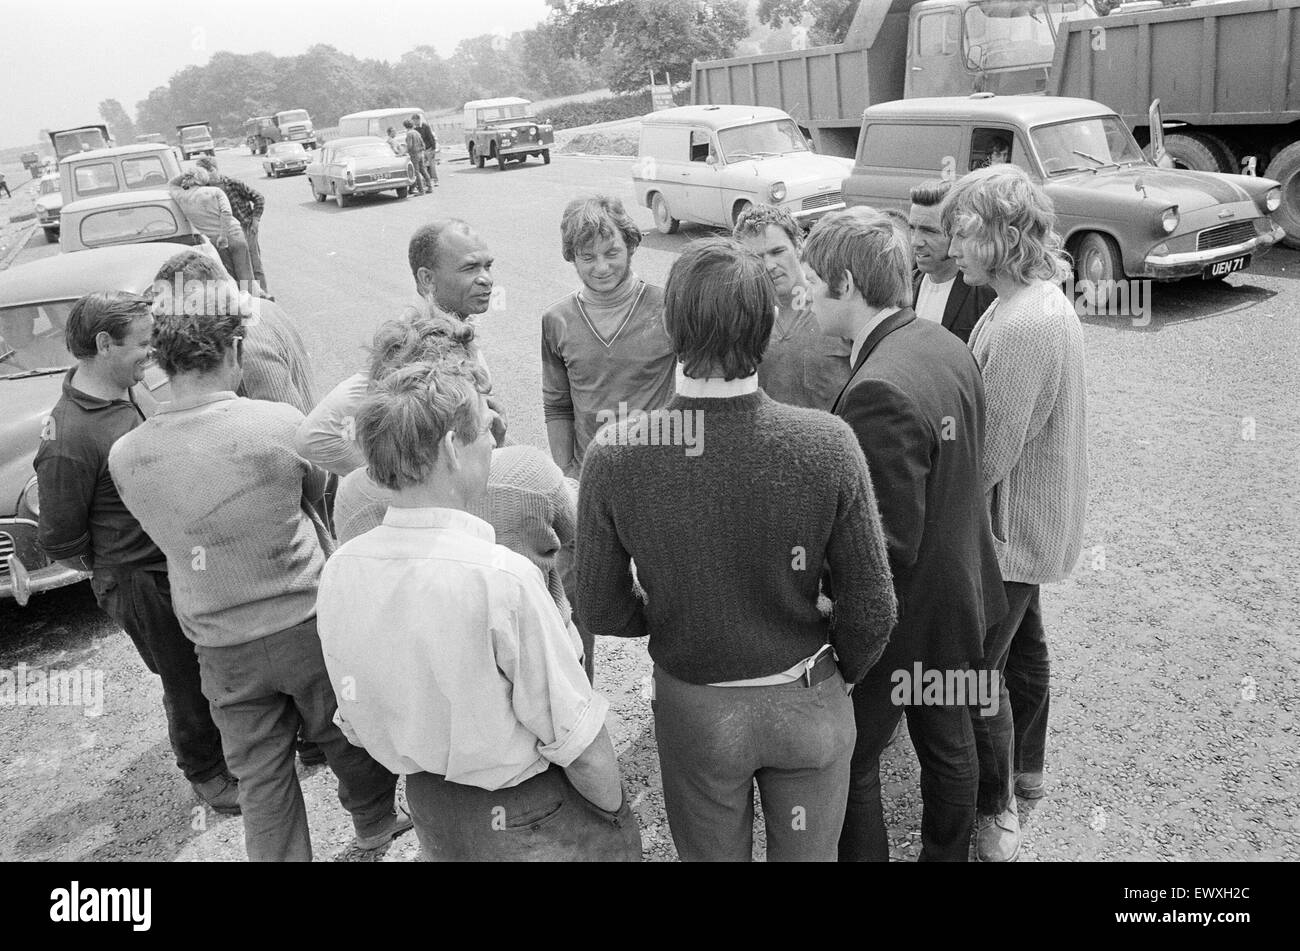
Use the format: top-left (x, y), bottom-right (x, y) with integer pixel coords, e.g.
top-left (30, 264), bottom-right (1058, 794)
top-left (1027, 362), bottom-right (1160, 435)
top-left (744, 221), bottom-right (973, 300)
top-left (577, 239), bottom-right (897, 861)
top-left (805, 209), bottom-right (1007, 861)
top-left (34, 292), bottom-right (237, 814)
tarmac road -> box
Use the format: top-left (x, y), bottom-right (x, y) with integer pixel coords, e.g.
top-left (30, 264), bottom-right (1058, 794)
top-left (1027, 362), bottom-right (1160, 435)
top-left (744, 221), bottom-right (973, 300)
top-left (2, 147), bottom-right (1297, 861)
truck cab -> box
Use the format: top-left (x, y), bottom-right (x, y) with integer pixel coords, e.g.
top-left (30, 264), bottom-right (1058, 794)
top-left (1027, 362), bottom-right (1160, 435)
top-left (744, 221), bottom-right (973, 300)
top-left (274, 110), bottom-right (318, 150)
top-left (177, 122), bottom-right (215, 159)
top-left (48, 125), bottom-right (112, 161)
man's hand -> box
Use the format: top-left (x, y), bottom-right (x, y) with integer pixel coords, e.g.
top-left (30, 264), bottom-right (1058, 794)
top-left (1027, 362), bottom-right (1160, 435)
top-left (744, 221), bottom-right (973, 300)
top-left (487, 396), bottom-right (509, 447)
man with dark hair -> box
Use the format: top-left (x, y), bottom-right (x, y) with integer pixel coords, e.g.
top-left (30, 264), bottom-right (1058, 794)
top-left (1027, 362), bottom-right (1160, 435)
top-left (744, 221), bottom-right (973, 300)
top-left (108, 310), bottom-right (409, 861)
top-left (403, 120), bottom-right (431, 196)
top-left (543, 195), bottom-right (675, 479)
top-left (732, 203), bottom-right (850, 410)
top-left (34, 292), bottom-right (237, 815)
top-left (413, 113), bottom-right (438, 187)
top-left (803, 209), bottom-right (1007, 862)
top-left (195, 155), bottom-right (270, 296)
top-left (909, 180), bottom-right (996, 344)
top-left (577, 238), bottom-right (898, 861)
top-left (317, 357), bottom-right (639, 861)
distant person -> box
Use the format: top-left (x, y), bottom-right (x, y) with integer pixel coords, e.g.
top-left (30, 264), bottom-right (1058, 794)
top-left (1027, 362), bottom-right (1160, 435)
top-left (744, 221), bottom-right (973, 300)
top-left (944, 164), bottom-right (1088, 863)
top-left (731, 203), bottom-right (850, 410)
top-left (387, 127), bottom-right (404, 155)
top-left (908, 179), bottom-right (997, 344)
top-left (317, 356), bottom-right (640, 862)
top-left (195, 155), bottom-right (270, 296)
top-left (986, 137), bottom-right (1011, 167)
top-left (34, 291), bottom-right (238, 817)
top-left (0, 172), bottom-right (10, 198)
top-left (413, 113), bottom-right (439, 187)
top-left (403, 120), bottom-right (431, 195)
top-left (168, 168), bottom-right (264, 297)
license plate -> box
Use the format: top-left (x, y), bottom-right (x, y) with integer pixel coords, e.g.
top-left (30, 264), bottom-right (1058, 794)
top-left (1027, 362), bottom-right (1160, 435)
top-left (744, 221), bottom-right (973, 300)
top-left (1204, 255), bottom-right (1249, 279)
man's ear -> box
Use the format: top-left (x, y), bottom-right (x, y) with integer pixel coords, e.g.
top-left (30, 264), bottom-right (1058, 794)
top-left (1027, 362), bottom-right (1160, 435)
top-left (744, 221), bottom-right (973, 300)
top-left (95, 330), bottom-right (114, 356)
top-left (416, 266), bottom-right (434, 298)
top-left (840, 269), bottom-right (858, 300)
top-left (441, 429), bottom-right (460, 470)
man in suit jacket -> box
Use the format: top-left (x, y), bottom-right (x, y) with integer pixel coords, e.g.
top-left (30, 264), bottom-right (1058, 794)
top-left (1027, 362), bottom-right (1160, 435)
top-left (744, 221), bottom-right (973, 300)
top-left (803, 208), bottom-right (1007, 861)
top-left (909, 180), bottom-right (997, 343)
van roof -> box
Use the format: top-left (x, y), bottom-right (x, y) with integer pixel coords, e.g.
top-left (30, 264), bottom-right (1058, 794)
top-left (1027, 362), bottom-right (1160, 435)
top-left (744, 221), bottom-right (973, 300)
top-left (339, 107), bottom-right (426, 121)
top-left (463, 97), bottom-right (531, 110)
top-left (864, 95), bottom-right (1115, 126)
top-left (58, 143), bottom-right (176, 166)
top-left (643, 104), bottom-right (793, 130)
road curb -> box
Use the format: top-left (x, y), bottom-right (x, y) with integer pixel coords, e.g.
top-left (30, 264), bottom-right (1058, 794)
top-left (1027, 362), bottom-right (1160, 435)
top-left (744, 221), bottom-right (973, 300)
top-left (0, 221), bottom-right (39, 271)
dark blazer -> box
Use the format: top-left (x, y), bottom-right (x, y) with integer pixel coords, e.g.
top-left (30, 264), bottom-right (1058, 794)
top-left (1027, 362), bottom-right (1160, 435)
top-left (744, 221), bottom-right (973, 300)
top-left (912, 271), bottom-right (997, 344)
top-left (832, 308), bottom-right (1007, 669)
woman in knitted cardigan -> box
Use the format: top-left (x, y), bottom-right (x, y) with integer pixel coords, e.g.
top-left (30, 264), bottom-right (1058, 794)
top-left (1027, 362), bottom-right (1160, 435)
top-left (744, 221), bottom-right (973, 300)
top-left (943, 164), bottom-right (1088, 862)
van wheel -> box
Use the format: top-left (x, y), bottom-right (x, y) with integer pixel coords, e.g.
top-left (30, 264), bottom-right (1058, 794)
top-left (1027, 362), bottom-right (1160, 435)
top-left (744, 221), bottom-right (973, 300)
top-left (542, 150), bottom-right (551, 165)
top-left (1070, 232), bottom-right (1124, 311)
top-left (652, 193), bottom-right (680, 234)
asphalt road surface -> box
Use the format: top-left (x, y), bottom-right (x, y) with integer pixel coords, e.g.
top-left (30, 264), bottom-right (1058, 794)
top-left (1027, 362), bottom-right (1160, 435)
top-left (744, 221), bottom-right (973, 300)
top-left (2, 147), bottom-right (1297, 861)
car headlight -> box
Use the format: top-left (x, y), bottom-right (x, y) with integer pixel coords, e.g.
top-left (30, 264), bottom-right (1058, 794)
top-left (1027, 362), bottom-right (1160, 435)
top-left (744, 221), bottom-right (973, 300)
top-left (770, 181), bottom-right (787, 202)
top-left (529, 126), bottom-right (537, 136)
top-left (1265, 186), bottom-right (1281, 212)
top-left (1160, 206), bottom-right (1179, 234)
top-left (19, 475), bottom-right (39, 519)
top-left (35, 201), bottom-right (49, 214)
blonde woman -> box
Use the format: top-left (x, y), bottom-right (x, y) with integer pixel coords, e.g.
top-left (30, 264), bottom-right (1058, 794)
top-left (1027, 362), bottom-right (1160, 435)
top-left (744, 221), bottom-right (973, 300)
top-left (943, 164), bottom-right (1088, 862)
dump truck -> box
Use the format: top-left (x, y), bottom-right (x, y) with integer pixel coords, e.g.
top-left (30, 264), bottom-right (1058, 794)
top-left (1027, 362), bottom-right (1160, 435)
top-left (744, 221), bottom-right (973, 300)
top-left (244, 110), bottom-right (320, 154)
top-left (48, 125), bottom-right (112, 160)
top-left (693, 0), bottom-right (1300, 245)
top-left (176, 122), bottom-right (215, 159)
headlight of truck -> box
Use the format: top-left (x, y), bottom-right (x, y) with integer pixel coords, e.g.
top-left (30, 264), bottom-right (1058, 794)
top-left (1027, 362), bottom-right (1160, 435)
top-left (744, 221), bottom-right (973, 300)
top-left (770, 181), bottom-right (787, 202)
top-left (18, 475), bottom-right (40, 519)
top-left (1160, 206), bottom-right (1179, 234)
top-left (1265, 186), bottom-right (1281, 212)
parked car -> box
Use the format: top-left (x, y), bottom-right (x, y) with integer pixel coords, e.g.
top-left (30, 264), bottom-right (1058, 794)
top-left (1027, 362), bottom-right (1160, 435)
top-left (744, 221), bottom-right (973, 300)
top-left (34, 175), bottom-right (63, 243)
top-left (306, 136), bottom-right (414, 207)
top-left (464, 97), bottom-right (553, 170)
top-left (58, 143), bottom-right (183, 208)
top-left (843, 95), bottom-right (1285, 284)
top-left (59, 190), bottom-right (219, 255)
top-left (633, 104), bottom-right (854, 233)
top-left (262, 141), bottom-right (310, 178)
top-left (0, 243), bottom-right (180, 606)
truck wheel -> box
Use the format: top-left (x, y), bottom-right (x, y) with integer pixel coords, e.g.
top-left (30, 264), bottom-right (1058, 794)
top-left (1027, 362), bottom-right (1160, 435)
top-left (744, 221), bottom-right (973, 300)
top-left (1071, 232), bottom-right (1124, 312)
top-left (1264, 141), bottom-right (1300, 250)
top-left (1196, 132), bottom-right (1243, 174)
top-left (652, 193), bottom-right (680, 235)
top-left (542, 150), bottom-right (551, 165)
top-left (1163, 132), bottom-right (1222, 173)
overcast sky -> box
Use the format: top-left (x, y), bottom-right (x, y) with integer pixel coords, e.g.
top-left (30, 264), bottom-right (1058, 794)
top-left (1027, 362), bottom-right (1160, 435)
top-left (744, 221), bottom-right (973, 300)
top-left (1, 0), bottom-right (553, 147)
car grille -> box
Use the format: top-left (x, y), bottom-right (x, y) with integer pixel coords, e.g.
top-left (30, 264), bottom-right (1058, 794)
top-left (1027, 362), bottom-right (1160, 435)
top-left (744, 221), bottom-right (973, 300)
top-left (0, 532), bottom-right (13, 578)
top-left (1197, 221), bottom-right (1255, 251)
top-left (802, 192), bottom-right (843, 211)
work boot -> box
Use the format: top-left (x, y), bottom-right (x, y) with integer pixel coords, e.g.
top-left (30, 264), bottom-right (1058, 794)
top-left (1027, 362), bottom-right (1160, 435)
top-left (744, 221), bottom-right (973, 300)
top-left (976, 804), bottom-right (1020, 862)
top-left (192, 771), bottom-right (241, 815)
top-left (1016, 771), bottom-right (1045, 800)
top-left (353, 804), bottom-right (413, 851)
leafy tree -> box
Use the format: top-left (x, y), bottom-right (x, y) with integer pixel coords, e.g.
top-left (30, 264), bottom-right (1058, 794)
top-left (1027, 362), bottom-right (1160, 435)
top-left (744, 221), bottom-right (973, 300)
top-left (395, 46), bottom-right (457, 111)
top-left (98, 99), bottom-right (136, 142)
top-left (521, 22), bottom-right (602, 98)
top-left (757, 0), bottom-right (860, 46)
top-left (447, 34), bottom-right (528, 103)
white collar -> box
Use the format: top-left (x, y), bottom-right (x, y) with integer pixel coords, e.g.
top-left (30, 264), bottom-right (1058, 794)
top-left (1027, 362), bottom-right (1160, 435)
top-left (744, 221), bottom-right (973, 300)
top-left (850, 306), bottom-right (901, 368)
top-left (383, 506), bottom-right (495, 543)
top-left (674, 363), bottom-right (759, 398)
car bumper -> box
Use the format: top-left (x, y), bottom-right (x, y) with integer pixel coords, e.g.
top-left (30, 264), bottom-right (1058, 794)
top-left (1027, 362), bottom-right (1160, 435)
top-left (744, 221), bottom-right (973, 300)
top-left (1138, 225), bottom-right (1285, 279)
top-left (499, 144), bottom-right (550, 156)
top-left (0, 555), bottom-right (88, 606)
top-left (271, 164), bottom-right (308, 174)
top-left (789, 201), bottom-right (847, 225)
top-left (341, 177), bottom-right (410, 195)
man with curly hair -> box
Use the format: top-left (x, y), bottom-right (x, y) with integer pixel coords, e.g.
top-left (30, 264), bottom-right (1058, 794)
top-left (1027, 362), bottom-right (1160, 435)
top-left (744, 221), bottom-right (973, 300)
top-left (108, 309), bottom-right (409, 861)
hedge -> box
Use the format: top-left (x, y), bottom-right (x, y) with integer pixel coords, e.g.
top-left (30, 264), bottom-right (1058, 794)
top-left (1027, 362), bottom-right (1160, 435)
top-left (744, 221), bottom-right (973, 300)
top-left (537, 90), bottom-right (661, 130)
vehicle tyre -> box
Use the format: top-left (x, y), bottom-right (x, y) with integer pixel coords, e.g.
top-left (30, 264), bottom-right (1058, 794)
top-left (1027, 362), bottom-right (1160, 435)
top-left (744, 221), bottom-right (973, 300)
top-left (497, 150), bottom-right (507, 171)
top-left (1196, 132), bottom-right (1243, 174)
top-left (44, 228), bottom-right (58, 244)
top-left (651, 192), bottom-right (680, 235)
top-left (732, 200), bottom-right (753, 227)
top-left (397, 186), bottom-right (409, 199)
top-left (1163, 132), bottom-right (1222, 173)
top-left (335, 186), bottom-right (348, 209)
top-left (1070, 231), bottom-right (1125, 312)
top-left (1264, 140), bottom-right (1300, 250)
top-left (542, 149), bottom-right (551, 165)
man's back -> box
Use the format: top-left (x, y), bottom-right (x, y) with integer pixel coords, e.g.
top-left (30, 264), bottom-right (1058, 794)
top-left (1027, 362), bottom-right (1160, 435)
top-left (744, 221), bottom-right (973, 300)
top-left (109, 394), bottom-right (324, 647)
top-left (241, 299), bottom-right (317, 414)
top-left (835, 312), bottom-right (1004, 667)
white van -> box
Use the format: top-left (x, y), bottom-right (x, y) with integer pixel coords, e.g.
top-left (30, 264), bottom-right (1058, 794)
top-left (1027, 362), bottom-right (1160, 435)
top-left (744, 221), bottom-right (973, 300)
top-left (337, 108), bottom-right (427, 141)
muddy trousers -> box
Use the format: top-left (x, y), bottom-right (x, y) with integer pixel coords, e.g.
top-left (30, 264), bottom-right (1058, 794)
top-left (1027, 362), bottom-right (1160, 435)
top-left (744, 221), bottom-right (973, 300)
top-left (91, 564), bottom-right (226, 784)
top-left (196, 617), bottom-right (400, 861)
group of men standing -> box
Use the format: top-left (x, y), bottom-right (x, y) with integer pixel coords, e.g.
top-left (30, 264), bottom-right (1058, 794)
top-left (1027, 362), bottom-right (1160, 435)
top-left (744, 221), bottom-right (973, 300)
top-left (394, 114), bottom-right (439, 195)
top-left (33, 163), bottom-right (1087, 862)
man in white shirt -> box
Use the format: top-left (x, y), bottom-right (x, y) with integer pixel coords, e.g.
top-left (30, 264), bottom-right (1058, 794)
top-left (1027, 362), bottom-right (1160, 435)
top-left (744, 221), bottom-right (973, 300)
top-left (315, 356), bottom-right (641, 861)
top-left (909, 180), bottom-right (996, 344)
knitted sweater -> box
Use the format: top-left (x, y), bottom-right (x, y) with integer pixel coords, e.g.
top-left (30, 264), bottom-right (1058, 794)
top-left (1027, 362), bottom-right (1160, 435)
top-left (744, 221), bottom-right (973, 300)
top-left (968, 280), bottom-right (1088, 583)
top-left (576, 390), bottom-right (897, 685)
top-left (333, 445), bottom-right (576, 616)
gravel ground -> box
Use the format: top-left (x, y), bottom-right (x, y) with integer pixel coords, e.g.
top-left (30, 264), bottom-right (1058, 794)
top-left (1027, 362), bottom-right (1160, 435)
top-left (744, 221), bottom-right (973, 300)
top-left (1, 162), bottom-right (1295, 861)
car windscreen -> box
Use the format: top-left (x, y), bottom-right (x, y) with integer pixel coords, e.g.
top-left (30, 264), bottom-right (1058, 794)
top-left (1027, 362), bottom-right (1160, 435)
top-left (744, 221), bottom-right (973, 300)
top-left (1031, 115), bottom-right (1147, 175)
top-left (0, 301), bottom-right (76, 374)
top-left (963, 1), bottom-right (1058, 71)
top-left (479, 104), bottom-right (530, 123)
top-left (39, 178), bottom-right (60, 196)
top-left (717, 120), bottom-right (810, 162)
top-left (337, 144), bottom-right (397, 160)
top-left (180, 127), bottom-right (210, 141)
top-left (278, 111), bottom-right (309, 123)
top-left (80, 206), bottom-right (180, 246)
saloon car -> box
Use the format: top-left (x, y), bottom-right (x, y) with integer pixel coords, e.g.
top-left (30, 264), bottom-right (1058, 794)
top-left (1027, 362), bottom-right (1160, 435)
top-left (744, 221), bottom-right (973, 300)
top-left (843, 95), bottom-right (1285, 284)
top-left (633, 105), bottom-right (854, 233)
top-left (0, 244), bottom-right (179, 606)
top-left (306, 136), bottom-right (415, 207)
top-left (34, 174), bottom-right (63, 243)
top-left (262, 141), bottom-right (310, 178)
top-left (58, 189), bottom-right (219, 255)
top-left (464, 97), bottom-right (553, 170)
